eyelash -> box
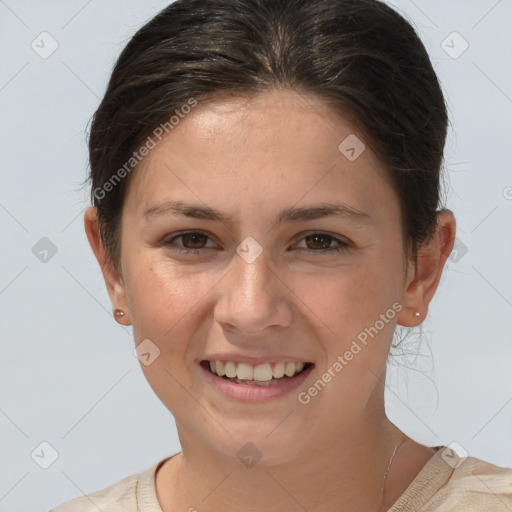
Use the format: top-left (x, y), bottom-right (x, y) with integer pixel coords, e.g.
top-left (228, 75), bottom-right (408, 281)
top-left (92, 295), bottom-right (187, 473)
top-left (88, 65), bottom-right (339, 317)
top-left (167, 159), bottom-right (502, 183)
top-left (162, 231), bottom-right (350, 256)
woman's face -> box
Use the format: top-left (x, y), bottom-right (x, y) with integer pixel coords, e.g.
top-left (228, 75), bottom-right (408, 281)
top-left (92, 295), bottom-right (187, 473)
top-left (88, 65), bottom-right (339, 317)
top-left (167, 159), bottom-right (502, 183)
top-left (113, 89), bottom-right (415, 464)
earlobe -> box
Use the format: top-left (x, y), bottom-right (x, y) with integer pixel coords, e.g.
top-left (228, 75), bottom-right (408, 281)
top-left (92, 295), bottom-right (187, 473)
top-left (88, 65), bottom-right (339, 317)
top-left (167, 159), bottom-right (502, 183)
top-left (397, 209), bottom-right (456, 327)
top-left (83, 206), bottom-right (132, 325)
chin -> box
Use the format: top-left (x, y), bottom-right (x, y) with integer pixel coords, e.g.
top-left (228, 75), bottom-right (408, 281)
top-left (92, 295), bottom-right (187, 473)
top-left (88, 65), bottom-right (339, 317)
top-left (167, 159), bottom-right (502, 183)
top-left (197, 421), bottom-right (312, 469)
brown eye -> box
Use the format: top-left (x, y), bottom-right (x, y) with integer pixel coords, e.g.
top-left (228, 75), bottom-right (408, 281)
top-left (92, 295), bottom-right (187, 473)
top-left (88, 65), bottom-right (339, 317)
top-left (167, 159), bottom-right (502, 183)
top-left (163, 231), bottom-right (216, 254)
top-left (180, 232), bottom-right (208, 249)
top-left (304, 233), bottom-right (334, 250)
top-left (295, 232), bottom-right (349, 255)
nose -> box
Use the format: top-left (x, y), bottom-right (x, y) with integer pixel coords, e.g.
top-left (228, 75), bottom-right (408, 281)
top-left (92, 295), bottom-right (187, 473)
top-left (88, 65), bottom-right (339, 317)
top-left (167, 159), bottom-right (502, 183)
top-left (214, 249), bottom-right (294, 337)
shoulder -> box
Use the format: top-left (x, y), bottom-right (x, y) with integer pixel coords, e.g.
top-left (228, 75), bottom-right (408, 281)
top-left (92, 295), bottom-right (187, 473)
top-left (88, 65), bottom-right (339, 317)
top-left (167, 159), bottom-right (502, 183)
top-left (425, 451), bottom-right (512, 511)
top-left (49, 459), bottom-right (163, 512)
top-left (390, 447), bottom-right (512, 512)
top-left (49, 472), bottom-right (138, 512)
top-left (445, 454), bottom-right (512, 493)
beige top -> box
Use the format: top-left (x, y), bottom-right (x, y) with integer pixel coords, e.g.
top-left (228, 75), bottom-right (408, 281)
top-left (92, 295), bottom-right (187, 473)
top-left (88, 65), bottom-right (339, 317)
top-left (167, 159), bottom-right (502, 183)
top-left (50, 446), bottom-right (512, 511)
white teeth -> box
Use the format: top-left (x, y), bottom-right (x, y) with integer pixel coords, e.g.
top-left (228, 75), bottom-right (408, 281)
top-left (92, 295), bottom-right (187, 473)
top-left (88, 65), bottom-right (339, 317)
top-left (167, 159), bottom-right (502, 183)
top-left (215, 360), bottom-right (225, 377)
top-left (253, 363), bottom-right (273, 381)
top-left (273, 361), bottom-right (285, 378)
top-left (284, 362), bottom-right (296, 377)
top-left (236, 363), bottom-right (253, 380)
top-left (224, 361), bottom-right (237, 378)
top-left (206, 360), bottom-right (308, 381)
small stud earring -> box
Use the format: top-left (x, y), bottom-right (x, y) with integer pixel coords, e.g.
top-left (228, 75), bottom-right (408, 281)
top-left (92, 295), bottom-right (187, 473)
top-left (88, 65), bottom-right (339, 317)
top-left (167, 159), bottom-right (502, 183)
top-left (414, 312), bottom-right (420, 317)
top-left (114, 309), bottom-right (125, 317)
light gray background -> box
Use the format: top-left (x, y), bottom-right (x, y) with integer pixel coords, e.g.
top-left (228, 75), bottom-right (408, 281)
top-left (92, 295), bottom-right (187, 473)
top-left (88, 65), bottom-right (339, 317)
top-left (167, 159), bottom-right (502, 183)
top-left (0, 1), bottom-right (511, 510)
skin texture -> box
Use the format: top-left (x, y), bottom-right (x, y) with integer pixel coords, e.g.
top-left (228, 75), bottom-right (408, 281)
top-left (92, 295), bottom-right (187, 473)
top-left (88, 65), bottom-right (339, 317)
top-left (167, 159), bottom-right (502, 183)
top-left (85, 88), bottom-right (456, 512)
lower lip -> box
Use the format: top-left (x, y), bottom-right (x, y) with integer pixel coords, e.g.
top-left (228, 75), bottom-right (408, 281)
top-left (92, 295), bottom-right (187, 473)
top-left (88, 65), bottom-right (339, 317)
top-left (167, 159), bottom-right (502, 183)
top-left (199, 363), bottom-right (314, 402)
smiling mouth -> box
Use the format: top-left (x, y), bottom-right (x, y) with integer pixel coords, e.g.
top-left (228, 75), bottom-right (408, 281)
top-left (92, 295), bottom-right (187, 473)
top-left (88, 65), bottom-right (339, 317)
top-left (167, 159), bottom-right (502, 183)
top-left (200, 360), bottom-right (314, 386)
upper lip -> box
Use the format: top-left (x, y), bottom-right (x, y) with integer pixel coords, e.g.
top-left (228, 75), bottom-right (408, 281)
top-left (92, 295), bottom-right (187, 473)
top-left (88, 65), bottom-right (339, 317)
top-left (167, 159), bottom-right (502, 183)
top-left (198, 354), bottom-right (313, 365)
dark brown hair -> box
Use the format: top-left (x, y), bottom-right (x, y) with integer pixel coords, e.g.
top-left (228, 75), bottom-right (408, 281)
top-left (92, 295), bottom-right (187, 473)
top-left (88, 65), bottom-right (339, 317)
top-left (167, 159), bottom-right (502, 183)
top-left (88, 0), bottom-right (448, 273)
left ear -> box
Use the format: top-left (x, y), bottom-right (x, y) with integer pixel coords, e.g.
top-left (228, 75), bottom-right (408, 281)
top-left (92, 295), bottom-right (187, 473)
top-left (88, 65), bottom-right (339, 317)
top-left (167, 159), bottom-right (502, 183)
top-left (397, 209), bottom-right (456, 327)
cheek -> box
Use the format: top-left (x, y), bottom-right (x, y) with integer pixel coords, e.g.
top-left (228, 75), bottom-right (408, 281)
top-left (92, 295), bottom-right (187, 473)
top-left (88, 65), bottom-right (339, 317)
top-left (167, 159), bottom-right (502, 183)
top-left (292, 260), bottom-right (401, 330)
top-left (124, 259), bottom-right (219, 408)
top-left (125, 256), bottom-right (217, 345)
top-left (288, 259), bottom-right (403, 379)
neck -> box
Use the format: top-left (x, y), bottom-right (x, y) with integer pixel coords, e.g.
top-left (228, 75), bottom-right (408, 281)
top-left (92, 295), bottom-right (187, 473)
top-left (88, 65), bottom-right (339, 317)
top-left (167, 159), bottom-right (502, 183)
top-left (157, 413), bottom-right (409, 512)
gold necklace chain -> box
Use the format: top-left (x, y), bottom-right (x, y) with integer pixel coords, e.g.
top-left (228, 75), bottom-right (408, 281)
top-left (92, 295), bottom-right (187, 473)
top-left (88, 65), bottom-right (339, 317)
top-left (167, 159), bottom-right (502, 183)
top-left (379, 437), bottom-right (406, 504)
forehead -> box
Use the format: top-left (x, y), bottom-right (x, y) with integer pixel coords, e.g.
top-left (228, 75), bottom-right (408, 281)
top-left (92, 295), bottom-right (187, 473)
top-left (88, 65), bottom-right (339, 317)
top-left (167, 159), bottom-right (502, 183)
top-left (124, 88), bottom-right (397, 221)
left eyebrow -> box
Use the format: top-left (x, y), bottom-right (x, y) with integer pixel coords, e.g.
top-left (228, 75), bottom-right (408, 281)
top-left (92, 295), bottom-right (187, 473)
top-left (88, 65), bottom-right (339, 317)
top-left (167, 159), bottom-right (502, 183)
top-left (142, 200), bottom-right (372, 227)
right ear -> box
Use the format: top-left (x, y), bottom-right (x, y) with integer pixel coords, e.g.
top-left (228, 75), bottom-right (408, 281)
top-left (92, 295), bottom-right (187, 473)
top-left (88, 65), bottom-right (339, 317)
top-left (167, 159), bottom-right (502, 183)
top-left (83, 206), bottom-right (131, 325)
